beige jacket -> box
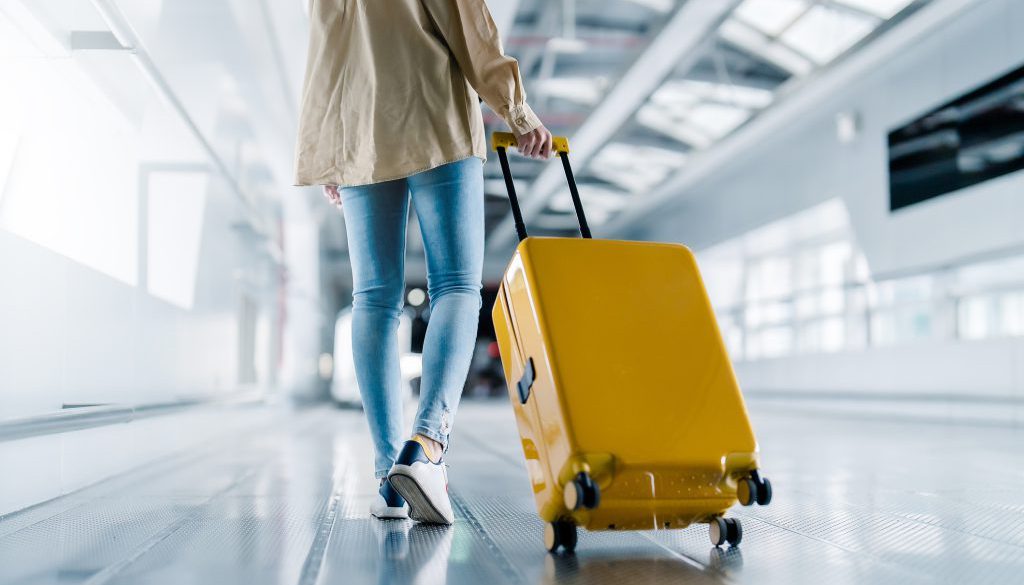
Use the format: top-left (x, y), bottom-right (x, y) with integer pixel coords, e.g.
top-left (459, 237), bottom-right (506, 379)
top-left (294, 0), bottom-right (541, 187)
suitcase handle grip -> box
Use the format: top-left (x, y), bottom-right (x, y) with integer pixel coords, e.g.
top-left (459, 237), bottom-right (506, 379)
top-left (491, 131), bottom-right (570, 155)
top-left (491, 132), bottom-right (592, 243)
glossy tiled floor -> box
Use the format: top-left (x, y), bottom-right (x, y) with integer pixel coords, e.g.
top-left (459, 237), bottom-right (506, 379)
top-left (1, 400), bottom-right (1022, 585)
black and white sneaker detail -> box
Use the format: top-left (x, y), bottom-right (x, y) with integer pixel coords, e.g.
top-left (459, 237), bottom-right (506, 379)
top-left (387, 439), bottom-right (454, 525)
top-left (371, 478), bottom-right (409, 520)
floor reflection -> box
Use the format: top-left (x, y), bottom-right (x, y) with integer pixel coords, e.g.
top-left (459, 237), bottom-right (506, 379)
top-left (540, 551), bottom-right (732, 584)
top-left (706, 545), bottom-right (744, 572)
top-left (3, 404), bottom-right (1023, 584)
top-left (373, 521), bottom-right (453, 585)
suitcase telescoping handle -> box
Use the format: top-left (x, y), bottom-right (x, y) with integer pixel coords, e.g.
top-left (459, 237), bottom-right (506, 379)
top-left (491, 132), bottom-right (592, 242)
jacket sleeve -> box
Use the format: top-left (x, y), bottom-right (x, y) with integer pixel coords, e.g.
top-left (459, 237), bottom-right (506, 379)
top-left (421, 0), bottom-right (542, 135)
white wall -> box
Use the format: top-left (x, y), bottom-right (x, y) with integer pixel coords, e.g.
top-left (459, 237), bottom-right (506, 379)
top-left (736, 340), bottom-right (1024, 427)
top-left (0, 177), bottom-right (282, 514)
top-left (736, 337), bottom-right (1024, 398)
top-left (641, 0), bottom-right (1024, 278)
top-left (0, 191), bottom-right (277, 419)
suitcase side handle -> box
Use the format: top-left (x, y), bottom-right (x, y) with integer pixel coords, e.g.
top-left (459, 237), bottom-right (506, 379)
top-left (516, 357), bottom-right (536, 404)
top-left (491, 132), bottom-right (593, 242)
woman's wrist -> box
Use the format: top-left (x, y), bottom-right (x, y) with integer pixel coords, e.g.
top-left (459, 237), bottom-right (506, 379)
top-left (506, 103), bottom-right (542, 136)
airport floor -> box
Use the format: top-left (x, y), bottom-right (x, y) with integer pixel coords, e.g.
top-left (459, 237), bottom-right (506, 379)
top-left (1, 399), bottom-right (1022, 585)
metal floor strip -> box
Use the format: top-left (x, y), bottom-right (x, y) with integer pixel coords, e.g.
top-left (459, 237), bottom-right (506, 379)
top-left (449, 490), bottom-right (526, 584)
top-left (297, 491), bottom-right (343, 585)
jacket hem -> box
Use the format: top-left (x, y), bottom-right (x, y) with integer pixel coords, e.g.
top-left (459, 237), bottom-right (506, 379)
top-left (294, 152), bottom-right (486, 188)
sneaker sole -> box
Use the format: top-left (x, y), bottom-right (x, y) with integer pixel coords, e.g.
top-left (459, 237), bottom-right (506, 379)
top-left (371, 506), bottom-right (409, 520)
top-left (388, 472), bottom-right (452, 525)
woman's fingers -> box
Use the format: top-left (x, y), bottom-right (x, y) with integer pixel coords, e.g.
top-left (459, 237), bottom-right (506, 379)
top-left (518, 134), bottom-right (536, 158)
top-left (323, 185), bottom-right (342, 206)
top-left (516, 126), bottom-right (554, 160)
top-left (540, 131), bottom-right (553, 159)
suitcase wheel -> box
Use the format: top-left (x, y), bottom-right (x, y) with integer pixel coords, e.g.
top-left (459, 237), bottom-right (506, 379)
top-left (544, 520), bottom-right (578, 554)
top-left (709, 517), bottom-right (742, 547)
top-left (757, 477), bottom-right (773, 506)
top-left (738, 478), bottom-right (758, 506)
top-left (563, 472), bottom-right (601, 511)
top-left (738, 472), bottom-right (773, 507)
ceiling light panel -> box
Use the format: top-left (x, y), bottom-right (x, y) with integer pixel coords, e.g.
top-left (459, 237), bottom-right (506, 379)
top-left (547, 184), bottom-right (629, 227)
top-left (637, 105), bottom-right (715, 149)
top-left (780, 5), bottom-right (876, 65)
top-left (686, 103), bottom-right (753, 139)
top-left (647, 80), bottom-right (773, 118)
top-left (590, 143), bottom-right (686, 193)
top-left (650, 84), bottom-right (702, 109)
top-left (734, 0), bottom-right (809, 36)
top-left (837, 0), bottom-right (916, 19)
top-left (535, 77), bottom-right (608, 107)
top-left (622, 0), bottom-right (676, 14)
top-left (669, 79), bottom-right (775, 109)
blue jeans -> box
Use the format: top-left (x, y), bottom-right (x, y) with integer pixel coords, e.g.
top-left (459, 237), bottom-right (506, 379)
top-left (340, 158), bottom-right (484, 479)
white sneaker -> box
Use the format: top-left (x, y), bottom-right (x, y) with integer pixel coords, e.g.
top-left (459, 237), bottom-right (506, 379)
top-left (387, 439), bottom-right (455, 525)
top-left (370, 478), bottom-right (410, 520)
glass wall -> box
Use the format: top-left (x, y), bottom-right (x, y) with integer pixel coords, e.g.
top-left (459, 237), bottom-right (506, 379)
top-left (0, 0), bottom-right (284, 417)
top-left (0, 2), bottom-right (279, 305)
top-left (700, 199), bottom-right (1024, 362)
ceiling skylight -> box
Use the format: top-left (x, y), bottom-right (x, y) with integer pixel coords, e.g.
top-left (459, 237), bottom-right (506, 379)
top-left (535, 76), bottom-right (609, 107)
top-left (837, 0), bottom-right (916, 19)
top-left (639, 77), bottom-right (774, 149)
top-left (637, 105), bottom-right (714, 149)
top-left (546, 184), bottom-right (631, 227)
top-left (670, 79), bottom-right (775, 109)
top-left (686, 103), bottom-right (753, 139)
top-left (510, 0), bottom-right (922, 234)
top-left (589, 143), bottom-right (687, 193)
top-left (780, 5), bottom-right (876, 64)
top-left (718, 18), bottom-right (814, 76)
top-left (622, 0), bottom-right (676, 14)
top-left (650, 85), bottom-right (701, 109)
top-left (734, 0), bottom-right (809, 36)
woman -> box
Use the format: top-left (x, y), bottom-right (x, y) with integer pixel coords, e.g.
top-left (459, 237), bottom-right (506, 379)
top-left (294, 0), bottom-right (551, 525)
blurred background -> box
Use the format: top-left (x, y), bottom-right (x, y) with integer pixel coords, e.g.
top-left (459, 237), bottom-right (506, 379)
top-left (1, 0), bottom-right (1023, 519)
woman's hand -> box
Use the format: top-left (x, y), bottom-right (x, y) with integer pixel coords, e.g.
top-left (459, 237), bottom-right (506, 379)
top-left (516, 125), bottom-right (553, 160)
top-left (323, 185), bottom-right (342, 208)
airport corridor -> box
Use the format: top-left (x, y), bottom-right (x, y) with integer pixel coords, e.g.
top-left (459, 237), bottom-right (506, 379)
top-left (1, 400), bottom-right (1021, 585)
top-left (4, 0), bottom-right (1024, 584)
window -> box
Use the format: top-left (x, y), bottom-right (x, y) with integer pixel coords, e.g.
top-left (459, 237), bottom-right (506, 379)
top-left (888, 62), bottom-right (1024, 211)
top-left (699, 198), bottom-right (1024, 362)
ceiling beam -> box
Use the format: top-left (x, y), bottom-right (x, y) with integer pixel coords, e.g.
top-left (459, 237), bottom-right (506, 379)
top-left (487, 0), bottom-right (742, 249)
top-left (602, 0), bottom-right (974, 239)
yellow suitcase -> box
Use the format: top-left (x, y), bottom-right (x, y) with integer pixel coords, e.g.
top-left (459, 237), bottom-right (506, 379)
top-left (490, 132), bottom-right (772, 553)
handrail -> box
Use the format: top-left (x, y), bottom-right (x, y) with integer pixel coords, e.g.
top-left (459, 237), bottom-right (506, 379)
top-left (711, 247), bottom-right (1024, 358)
top-left (710, 274), bottom-right (1024, 317)
top-left (0, 391), bottom-right (265, 443)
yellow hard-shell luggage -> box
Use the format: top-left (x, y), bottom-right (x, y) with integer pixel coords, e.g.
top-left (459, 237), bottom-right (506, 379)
top-left (490, 132), bottom-right (772, 553)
